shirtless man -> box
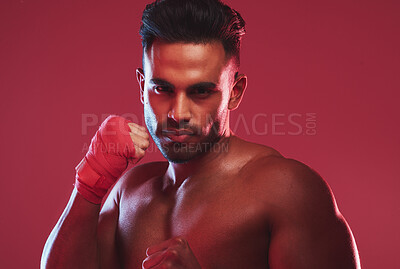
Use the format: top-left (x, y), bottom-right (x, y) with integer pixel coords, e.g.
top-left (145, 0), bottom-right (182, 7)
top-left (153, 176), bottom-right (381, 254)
top-left (41, 0), bottom-right (361, 268)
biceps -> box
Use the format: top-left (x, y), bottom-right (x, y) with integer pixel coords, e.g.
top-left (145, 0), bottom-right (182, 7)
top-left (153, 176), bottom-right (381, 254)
top-left (268, 214), bottom-right (360, 269)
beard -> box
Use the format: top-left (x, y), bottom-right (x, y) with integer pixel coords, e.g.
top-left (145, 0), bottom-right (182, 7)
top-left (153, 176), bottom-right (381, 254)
top-left (144, 109), bottom-right (224, 164)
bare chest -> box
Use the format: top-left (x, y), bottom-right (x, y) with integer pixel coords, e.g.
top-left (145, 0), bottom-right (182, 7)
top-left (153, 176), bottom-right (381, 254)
top-left (116, 176), bottom-right (270, 269)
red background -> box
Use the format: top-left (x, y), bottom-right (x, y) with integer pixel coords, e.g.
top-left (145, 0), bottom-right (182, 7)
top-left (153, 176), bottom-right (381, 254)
top-left (1, 0), bottom-right (399, 268)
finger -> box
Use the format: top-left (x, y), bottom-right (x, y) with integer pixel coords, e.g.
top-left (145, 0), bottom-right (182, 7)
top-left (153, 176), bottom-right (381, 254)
top-left (128, 125), bottom-right (149, 140)
top-left (135, 130), bottom-right (150, 141)
top-left (146, 237), bottom-right (187, 256)
top-left (128, 122), bottom-right (147, 133)
top-left (133, 144), bottom-right (146, 159)
top-left (142, 250), bottom-right (166, 269)
top-left (130, 133), bottom-right (150, 150)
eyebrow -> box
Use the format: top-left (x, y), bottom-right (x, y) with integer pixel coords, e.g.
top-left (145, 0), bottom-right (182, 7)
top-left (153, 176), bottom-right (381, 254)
top-left (149, 78), bottom-right (174, 88)
top-left (149, 78), bottom-right (217, 90)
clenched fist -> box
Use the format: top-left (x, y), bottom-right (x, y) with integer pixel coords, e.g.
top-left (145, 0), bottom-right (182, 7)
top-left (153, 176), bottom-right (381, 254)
top-left (75, 115), bottom-right (150, 204)
top-left (142, 237), bottom-right (202, 269)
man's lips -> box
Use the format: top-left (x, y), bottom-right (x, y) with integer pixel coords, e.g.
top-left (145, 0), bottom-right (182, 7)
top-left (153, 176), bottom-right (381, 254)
top-left (162, 129), bottom-right (195, 142)
top-left (162, 129), bottom-right (195, 135)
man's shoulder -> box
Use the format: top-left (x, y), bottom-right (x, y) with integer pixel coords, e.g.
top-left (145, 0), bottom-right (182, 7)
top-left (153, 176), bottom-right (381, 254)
top-left (232, 136), bottom-right (282, 159)
top-left (114, 161), bottom-right (169, 193)
top-left (238, 145), bottom-right (336, 215)
top-left (235, 137), bottom-right (325, 188)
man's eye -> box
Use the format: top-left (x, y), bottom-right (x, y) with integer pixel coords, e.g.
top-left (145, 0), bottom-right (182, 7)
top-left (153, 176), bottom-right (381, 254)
top-left (192, 88), bottom-right (212, 97)
top-left (154, 86), bottom-right (172, 94)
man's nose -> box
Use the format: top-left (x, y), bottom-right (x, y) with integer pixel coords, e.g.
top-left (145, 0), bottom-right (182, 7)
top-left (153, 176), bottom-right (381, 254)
top-left (168, 92), bottom-right (191, 123)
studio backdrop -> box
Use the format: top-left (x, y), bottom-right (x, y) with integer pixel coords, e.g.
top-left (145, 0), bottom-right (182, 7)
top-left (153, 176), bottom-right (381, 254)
top-left (0, 0), bottom-right (399, 268)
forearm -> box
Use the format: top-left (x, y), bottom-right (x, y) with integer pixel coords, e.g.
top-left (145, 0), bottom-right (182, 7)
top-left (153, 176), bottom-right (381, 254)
top-left (41, 115), bottom-right (146, 268)
top-left (41, 188), bottom-right (101, 269)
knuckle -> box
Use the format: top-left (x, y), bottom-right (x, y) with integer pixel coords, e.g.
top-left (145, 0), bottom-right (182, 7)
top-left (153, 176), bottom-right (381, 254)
top-left (136, 148), bottom-right (146, 158)
top-left (136, 128), bottom-right (148, 137)
top-left (134, 145), bottom-right (140, 155)
top-left (132, 123), bottom-right (141, 129)
top-left (134, 136), bottom-right (149, 149)
top-left (127, 123), bottom-right (135, 131)
top-left (137, 140), bottom-right (144, 147)
top-left (131, 134), bottom-right (140, 144)
top-left (165, 249), bottom-right (179, 259)
top-left (174, 237), bottom-right (187, 247)
top-left (142, 139), bottom-right (150, 149)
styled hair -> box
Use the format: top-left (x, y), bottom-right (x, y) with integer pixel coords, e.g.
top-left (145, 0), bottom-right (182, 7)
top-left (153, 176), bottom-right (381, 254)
top-left (139, 0), bottom-right (246, 67)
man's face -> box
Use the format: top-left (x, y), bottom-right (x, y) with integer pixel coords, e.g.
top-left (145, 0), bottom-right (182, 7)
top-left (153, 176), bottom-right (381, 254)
top-left (139, 40), bottom-right (237, 163)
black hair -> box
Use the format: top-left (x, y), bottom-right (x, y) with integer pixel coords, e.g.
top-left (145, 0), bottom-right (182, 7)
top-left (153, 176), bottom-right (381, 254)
top-left (139, 0), bottom-right (246, 68)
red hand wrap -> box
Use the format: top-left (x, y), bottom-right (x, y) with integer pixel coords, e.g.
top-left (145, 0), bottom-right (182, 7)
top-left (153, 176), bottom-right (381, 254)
top-left (74, 115), bottom-right (135, 204)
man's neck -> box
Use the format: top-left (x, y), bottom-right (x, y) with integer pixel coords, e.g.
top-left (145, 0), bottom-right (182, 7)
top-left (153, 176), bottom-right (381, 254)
top-left (163, 130), bottom-right (233, 190)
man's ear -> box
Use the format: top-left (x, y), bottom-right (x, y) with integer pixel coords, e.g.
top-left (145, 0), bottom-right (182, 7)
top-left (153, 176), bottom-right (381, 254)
top-left (136, 68), bottom-right (145, 104)
top-left (228, 73), bottom-right (248, 110)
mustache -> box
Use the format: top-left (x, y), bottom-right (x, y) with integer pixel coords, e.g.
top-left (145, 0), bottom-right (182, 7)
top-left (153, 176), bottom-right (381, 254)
top-left (157, 118), bottom-right (201, 135)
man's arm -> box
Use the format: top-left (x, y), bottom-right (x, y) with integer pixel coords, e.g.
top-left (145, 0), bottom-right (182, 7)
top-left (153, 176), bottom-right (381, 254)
top-left (41, 189), bottom-right (101, 269)
top-left (97, 184), bottom-right (121, 268)
top-left (266, 159), bottom-right (361, 269)
top-left (41, 184), bottom-right (120, 269)
top-left (41, 115), bottom-right (149, 269)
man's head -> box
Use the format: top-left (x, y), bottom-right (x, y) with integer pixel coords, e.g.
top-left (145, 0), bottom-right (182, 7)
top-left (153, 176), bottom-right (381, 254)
top-left (136, 0), bottom-right (247, 163)
top-left (139, 0), bottom-right (246, 70)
